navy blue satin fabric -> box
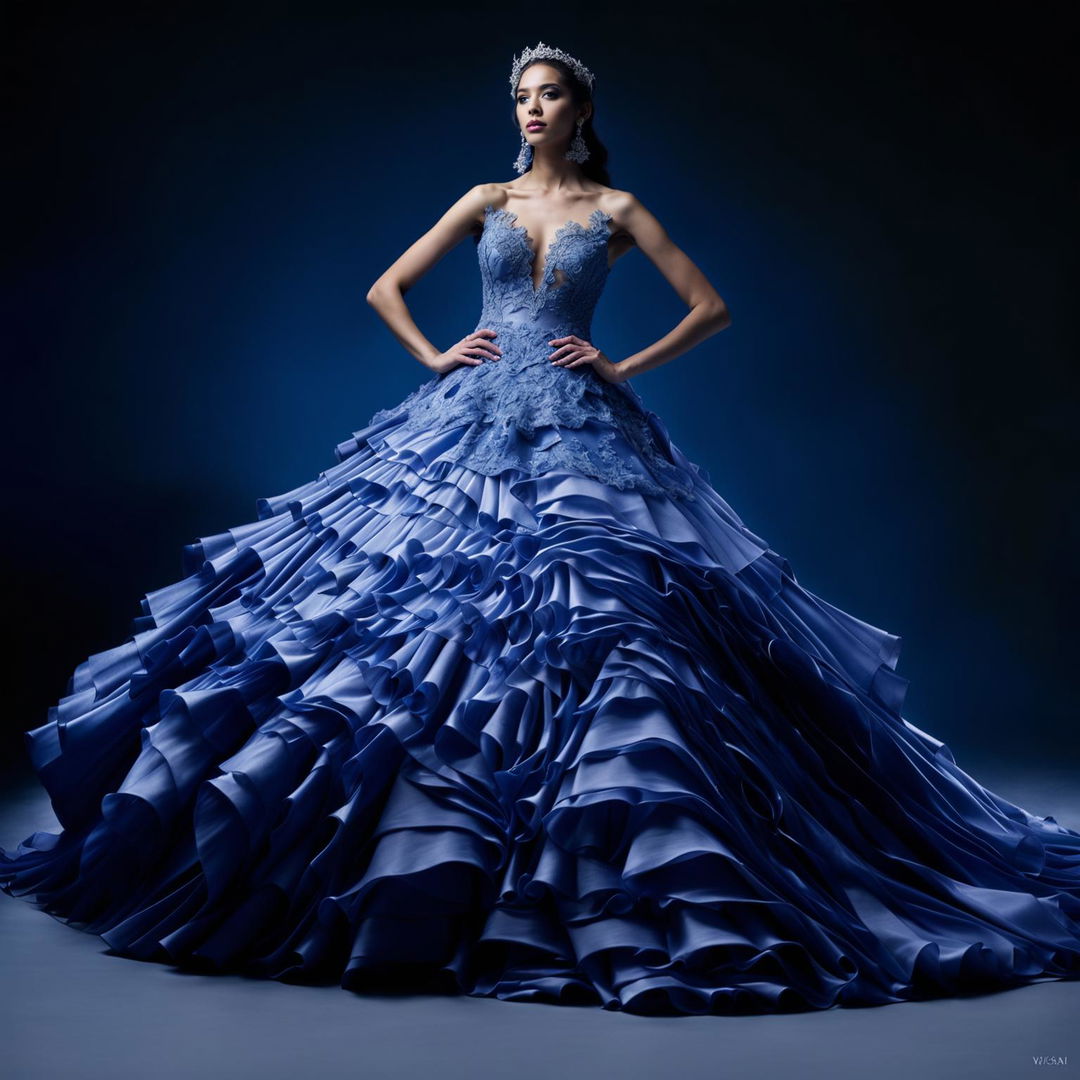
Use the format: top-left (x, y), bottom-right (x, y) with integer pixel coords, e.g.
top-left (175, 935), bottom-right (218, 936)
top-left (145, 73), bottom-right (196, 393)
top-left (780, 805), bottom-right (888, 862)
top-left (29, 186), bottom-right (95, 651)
top-left (2, 204), bottom-right (1079, 1015)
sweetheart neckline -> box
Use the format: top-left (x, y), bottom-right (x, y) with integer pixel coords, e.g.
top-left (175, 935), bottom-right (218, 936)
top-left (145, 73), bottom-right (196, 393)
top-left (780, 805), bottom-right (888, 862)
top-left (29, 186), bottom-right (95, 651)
top-left (482, 203), bottom-right (614, 297)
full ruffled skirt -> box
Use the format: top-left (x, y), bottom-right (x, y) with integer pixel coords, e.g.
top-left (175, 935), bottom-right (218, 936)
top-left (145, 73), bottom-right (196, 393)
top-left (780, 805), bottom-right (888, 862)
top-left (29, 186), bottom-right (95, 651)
top-left (3, 404), bottom-right (1079, 1015)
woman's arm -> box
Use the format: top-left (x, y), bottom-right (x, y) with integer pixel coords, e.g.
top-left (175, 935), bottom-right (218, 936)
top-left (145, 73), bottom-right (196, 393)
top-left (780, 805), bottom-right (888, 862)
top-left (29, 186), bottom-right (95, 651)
top-left (366, 184), bottom-right (501, 370)
top-left (606, 192), bottom-right (731, 381)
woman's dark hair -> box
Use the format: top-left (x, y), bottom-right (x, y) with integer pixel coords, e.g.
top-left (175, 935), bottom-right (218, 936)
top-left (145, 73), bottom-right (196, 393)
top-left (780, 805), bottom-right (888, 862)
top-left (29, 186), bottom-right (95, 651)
top-left (512, 57), bottom-right (611, 186)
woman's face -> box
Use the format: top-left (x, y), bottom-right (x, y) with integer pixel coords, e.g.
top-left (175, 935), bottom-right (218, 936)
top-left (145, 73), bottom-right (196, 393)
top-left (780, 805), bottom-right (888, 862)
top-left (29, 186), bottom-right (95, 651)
top-left (514, 63), bottom-right (587, 150)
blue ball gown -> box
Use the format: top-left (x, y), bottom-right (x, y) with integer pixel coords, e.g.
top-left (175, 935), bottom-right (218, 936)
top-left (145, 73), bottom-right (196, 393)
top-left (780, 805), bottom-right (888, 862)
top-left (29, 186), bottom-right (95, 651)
top-left (3, 202), bottom-right (1079, 1016)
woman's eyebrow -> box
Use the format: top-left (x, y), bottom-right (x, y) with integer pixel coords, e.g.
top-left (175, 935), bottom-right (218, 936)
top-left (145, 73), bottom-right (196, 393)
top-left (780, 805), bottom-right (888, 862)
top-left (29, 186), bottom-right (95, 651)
top-left (516, 83), bottom-right (561, 93)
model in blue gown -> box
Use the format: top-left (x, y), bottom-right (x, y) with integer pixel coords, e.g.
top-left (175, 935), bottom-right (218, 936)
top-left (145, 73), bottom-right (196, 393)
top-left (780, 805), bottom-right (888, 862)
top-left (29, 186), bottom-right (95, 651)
top-left (2, 200), bottom-right (1079, 1016)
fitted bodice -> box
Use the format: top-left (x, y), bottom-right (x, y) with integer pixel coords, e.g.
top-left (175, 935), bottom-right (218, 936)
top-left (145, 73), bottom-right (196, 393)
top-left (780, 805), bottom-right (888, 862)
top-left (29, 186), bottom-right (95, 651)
top-left (364, 201), bottom-right (699, 499)
top-left (475, 203), bottom-right (614, 343)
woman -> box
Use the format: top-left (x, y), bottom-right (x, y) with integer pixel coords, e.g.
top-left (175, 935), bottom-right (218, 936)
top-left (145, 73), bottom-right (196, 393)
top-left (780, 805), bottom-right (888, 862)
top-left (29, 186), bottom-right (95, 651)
top-left (3, 42), bottom-right (1079, 1017)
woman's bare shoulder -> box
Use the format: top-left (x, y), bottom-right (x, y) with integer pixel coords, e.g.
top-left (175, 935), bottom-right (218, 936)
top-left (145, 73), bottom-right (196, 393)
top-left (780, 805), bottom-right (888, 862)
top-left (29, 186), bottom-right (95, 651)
top-left (471, 181), bottom-right (512, 211)
top-left (464, 182), bottom-right (641, 232)
top-left (596, 188), bottom-right (643, 237)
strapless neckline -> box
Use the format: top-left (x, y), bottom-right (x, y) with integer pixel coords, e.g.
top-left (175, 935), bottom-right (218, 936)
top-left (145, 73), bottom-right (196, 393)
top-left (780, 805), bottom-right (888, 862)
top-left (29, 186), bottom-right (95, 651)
top-left (482, 203), bottom-right (614, 297)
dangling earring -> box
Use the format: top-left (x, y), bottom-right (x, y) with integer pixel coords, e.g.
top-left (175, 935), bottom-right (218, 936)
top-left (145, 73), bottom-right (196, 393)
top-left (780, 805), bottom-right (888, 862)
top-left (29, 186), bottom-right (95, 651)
top-left (564, 118), bottom-right (590, 164)
top-left (513, 132), bottom-right (532, 175)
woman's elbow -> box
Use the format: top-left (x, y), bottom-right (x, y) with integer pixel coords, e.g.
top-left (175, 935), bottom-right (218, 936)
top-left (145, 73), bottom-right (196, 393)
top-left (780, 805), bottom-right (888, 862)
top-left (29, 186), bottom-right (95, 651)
top-left (702, 300), bottom-right (732, 331)
top-left (367, 277), bottom-right (409, 307)
top-left (366, 281), bottom-right (392, 308)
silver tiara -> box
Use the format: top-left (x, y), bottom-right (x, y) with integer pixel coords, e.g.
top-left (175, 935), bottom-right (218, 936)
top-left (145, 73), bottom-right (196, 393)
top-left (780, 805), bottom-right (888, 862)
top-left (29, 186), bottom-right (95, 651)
top-left (509, 41), bottom-right (595, 96)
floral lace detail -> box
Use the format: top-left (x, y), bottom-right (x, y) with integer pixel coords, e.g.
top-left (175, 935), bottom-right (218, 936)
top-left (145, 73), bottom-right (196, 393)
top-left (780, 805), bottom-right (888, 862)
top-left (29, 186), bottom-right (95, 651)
top-left (481, 204), bottom-right (614, 321)
top-left (366, 204), bottom-right (698, 499)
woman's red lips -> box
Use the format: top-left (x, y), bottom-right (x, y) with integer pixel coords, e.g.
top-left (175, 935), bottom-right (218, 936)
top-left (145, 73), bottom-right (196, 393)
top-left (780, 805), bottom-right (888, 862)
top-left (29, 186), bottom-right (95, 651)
top-left (527, 122), bottom-right (546, 130)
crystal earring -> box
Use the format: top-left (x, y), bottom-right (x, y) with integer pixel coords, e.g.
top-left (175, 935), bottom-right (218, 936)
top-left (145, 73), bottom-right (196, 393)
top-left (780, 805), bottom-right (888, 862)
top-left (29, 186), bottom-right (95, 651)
top-left (513, 132), bottom-right (532, 175)
top-left (564, 118), bottom-right (590, 164)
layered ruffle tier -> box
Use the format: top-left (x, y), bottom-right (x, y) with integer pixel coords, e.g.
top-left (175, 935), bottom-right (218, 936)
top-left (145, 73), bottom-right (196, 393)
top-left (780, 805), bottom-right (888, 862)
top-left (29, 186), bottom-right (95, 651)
top-left (3, 407), bottom-right (1079, 1015)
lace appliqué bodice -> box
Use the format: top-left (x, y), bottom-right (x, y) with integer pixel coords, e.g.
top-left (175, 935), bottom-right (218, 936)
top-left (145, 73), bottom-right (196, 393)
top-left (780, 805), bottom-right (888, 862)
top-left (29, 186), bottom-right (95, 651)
top-left (480, 204), bottom-right (614, 322)
top-left (367, 203), bottom-right (697, 499)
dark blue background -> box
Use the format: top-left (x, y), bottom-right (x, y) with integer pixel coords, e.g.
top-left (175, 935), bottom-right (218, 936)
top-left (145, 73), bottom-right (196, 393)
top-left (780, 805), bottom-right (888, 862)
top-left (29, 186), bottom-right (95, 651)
top-left (3, 3), bottom-right (1075, 775)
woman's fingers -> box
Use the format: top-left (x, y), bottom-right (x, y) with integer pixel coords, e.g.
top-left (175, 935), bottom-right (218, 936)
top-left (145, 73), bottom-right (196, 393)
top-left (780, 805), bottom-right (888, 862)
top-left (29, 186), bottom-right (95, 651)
top-left (465, 329), bottom-right (502, 359)
top-left (548, 335), bottom-right (592, 364)
top-left (554, 351), bottom-right (585, 366)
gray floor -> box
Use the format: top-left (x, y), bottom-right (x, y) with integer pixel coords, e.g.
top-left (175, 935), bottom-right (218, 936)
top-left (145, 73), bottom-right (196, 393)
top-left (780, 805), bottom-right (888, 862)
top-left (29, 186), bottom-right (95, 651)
top-left (1, 762), bottom-right (1077, 1080)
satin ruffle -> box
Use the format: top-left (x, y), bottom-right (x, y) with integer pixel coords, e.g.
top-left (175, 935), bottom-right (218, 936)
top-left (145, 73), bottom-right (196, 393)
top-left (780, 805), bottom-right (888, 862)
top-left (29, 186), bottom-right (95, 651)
top-left (3, 411), bottom-right (1079, 1015)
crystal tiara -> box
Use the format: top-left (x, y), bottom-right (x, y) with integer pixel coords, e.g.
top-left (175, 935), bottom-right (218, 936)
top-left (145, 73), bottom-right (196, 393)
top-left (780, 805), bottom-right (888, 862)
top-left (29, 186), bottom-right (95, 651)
top-left (509, 41), bottom-right (596, 96)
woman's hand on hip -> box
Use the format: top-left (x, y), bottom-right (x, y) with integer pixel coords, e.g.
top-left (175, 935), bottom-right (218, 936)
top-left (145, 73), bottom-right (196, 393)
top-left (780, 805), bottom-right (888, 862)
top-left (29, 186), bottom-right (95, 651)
top-left (428, 328), bottom-right (503, 374)
top-left (548, 335), bottom-right (624, 384)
